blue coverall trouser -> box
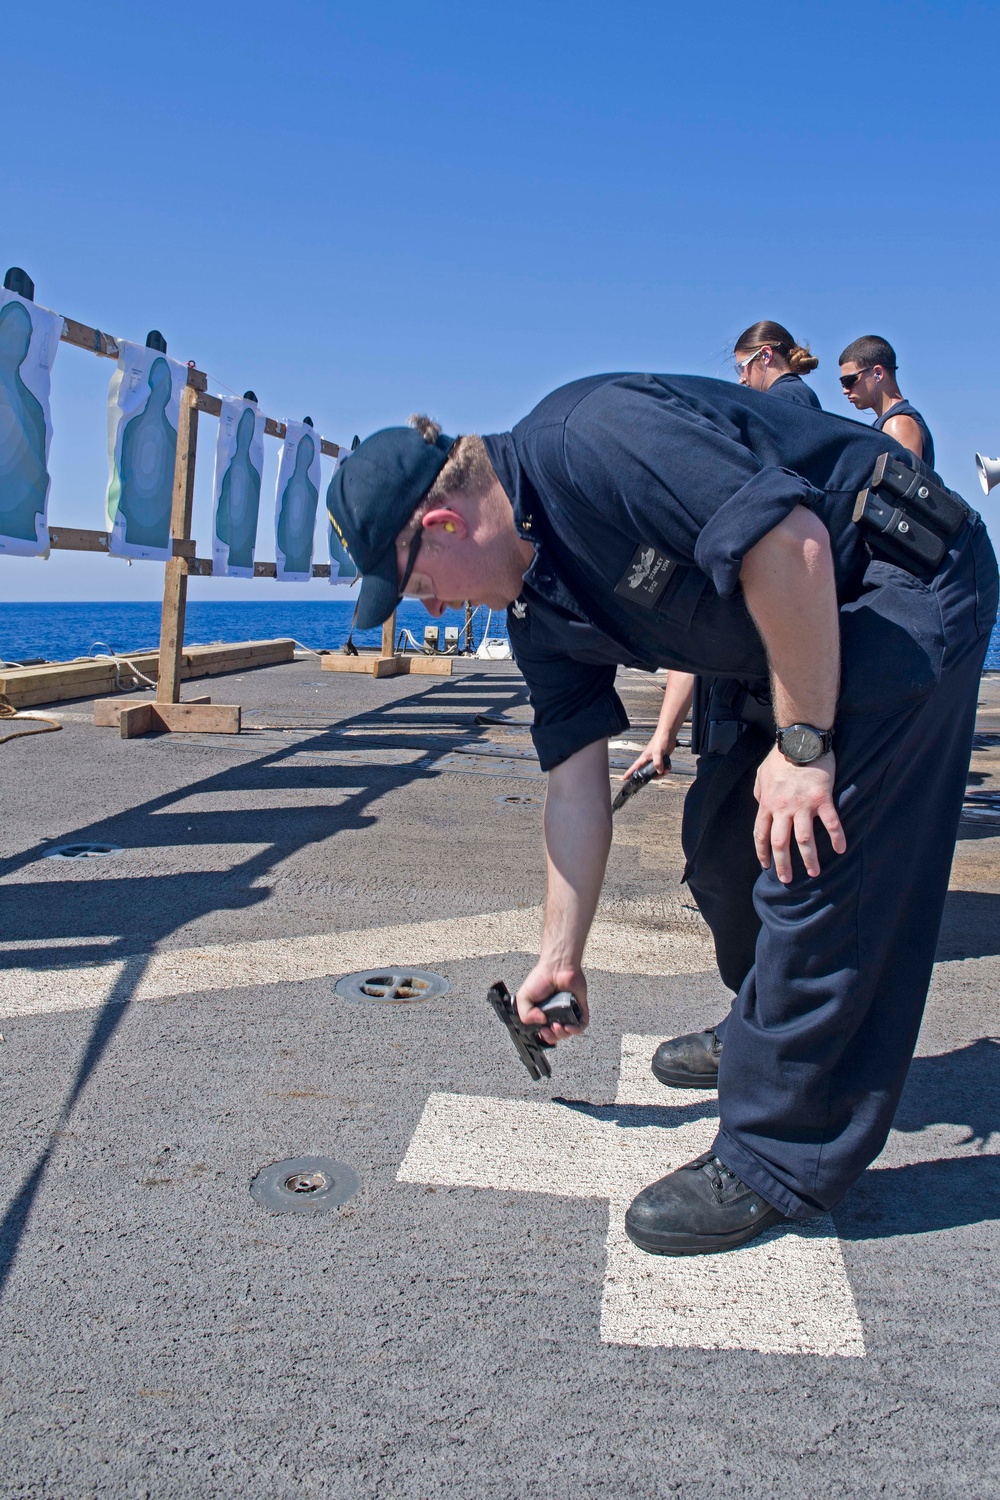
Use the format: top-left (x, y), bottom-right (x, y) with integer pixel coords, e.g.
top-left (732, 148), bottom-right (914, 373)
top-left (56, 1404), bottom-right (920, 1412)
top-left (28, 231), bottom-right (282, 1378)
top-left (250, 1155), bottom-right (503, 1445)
top-left (681, 519), bottom-right (999, 1220)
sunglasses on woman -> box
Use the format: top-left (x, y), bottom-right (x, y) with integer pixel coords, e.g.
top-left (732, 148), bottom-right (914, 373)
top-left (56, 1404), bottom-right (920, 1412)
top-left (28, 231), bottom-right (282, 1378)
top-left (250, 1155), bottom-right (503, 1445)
top-left (839, 367), bottom-right (873, 391)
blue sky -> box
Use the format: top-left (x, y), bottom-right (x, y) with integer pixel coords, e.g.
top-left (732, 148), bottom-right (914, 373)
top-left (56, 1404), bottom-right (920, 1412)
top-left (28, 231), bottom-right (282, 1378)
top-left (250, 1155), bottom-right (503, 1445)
top-left (4, 0), bottom-right (999, 601)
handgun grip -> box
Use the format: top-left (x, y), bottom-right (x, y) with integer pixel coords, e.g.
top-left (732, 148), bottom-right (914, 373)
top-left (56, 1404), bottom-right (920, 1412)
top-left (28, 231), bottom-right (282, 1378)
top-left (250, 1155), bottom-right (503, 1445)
top-left (539, 991), bottom-right (583, 1028)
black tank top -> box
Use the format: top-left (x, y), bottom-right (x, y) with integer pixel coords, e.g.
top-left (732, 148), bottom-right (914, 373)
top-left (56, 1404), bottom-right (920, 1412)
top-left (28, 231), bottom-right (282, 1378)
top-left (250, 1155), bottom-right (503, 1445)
top-left (873, 400), bottom-right (935, 471)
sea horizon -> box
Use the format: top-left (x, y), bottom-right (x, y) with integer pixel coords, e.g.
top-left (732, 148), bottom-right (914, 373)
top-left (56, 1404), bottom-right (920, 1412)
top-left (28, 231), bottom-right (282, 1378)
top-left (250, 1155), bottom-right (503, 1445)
top-left (1, 598), bottom-right (997, 671)
top-left (0, 599), bottom-right (507, 665)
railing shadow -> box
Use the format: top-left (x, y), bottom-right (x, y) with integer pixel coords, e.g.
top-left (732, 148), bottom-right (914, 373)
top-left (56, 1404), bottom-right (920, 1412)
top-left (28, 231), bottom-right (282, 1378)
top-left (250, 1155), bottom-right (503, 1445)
top-left (0, 671), bottom-right (528, 1298)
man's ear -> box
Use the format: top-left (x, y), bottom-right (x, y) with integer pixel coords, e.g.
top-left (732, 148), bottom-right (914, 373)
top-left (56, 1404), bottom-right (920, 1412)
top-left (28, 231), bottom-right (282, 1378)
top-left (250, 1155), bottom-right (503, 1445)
top-left (422, 507), bottom-right (467, 539)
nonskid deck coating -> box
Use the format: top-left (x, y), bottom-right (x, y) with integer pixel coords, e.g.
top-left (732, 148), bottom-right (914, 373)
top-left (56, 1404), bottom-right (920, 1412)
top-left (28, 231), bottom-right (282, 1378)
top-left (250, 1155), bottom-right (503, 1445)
top-left (1, 658), bottom-right (999, 1498)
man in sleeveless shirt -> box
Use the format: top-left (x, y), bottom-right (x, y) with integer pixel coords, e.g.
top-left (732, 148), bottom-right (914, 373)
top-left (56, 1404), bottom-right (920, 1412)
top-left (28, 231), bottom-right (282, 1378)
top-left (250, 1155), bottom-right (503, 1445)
top-left (839, 334), bottom-right (935, 468)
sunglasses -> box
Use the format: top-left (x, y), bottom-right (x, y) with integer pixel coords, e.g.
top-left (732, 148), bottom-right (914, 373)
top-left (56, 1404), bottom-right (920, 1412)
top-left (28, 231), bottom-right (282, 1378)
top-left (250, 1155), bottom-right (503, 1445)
top-left (839, 367), bottom-right (873, 391)
top-left (735, 348), bottom-right (766, 378)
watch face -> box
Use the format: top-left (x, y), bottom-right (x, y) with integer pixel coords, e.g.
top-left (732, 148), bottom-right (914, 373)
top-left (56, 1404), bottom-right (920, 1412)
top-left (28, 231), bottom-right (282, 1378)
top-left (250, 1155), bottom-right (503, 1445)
top-left (782, 726), bottom-right (823, 763)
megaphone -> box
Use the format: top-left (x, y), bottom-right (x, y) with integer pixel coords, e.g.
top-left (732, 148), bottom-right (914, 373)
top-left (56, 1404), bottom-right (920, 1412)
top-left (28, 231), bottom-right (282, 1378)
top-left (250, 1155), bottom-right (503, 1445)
top-left (975, 453), bottom-right (1000, 494)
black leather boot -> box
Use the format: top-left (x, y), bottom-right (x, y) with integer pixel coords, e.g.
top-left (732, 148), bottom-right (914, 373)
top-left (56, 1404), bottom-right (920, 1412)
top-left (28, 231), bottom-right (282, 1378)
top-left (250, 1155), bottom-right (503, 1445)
top-left (651, 1027), bottom-right (723, 1089)
top-left (624, 1151), bottom-right (786, 1255)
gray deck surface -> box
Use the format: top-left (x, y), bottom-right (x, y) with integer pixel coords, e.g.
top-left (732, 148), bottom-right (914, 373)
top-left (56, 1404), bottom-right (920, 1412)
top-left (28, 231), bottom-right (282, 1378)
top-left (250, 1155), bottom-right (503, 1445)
top-left (1, 656), bottom-right (998, 1498)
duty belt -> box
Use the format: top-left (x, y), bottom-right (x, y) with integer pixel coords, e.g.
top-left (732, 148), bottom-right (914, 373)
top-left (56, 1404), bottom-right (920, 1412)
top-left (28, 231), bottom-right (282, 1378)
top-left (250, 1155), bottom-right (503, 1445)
top-left (853, 452), bottom-right (969, 574)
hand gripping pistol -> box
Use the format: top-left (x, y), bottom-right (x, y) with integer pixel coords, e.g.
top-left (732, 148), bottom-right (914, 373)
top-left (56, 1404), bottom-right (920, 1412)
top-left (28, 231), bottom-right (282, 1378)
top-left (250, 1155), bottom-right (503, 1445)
top-left (488, 980), bottom-right (583, 1080)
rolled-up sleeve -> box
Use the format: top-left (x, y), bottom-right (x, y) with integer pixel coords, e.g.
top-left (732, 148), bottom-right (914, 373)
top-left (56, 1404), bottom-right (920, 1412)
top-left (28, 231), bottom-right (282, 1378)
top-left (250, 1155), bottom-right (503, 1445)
top-left (554, 379), bottom-right (823, 599)
top-left (506, 607), bottom-right (629, 772)
top-left (694, 466), bottom-right (820, 597)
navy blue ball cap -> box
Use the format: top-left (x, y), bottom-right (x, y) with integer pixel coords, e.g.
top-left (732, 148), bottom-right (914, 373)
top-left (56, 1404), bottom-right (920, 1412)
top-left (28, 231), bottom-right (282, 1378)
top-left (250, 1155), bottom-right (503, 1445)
top-left (326, 424), bottom-right (454, 630)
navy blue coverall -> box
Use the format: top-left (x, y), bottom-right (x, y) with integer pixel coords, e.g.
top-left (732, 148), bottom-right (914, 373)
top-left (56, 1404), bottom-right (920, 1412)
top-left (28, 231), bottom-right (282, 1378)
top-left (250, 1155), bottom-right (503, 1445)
top-left (766, 372), bottom-right (822, 409)
top-left (482, 374), bottom-right (998, 1220)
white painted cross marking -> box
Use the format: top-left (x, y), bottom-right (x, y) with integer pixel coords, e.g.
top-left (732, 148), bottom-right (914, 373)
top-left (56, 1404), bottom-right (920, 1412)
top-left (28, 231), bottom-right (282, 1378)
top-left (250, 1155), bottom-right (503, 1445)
top-left (398, 1034), bottom-right (867, 1357)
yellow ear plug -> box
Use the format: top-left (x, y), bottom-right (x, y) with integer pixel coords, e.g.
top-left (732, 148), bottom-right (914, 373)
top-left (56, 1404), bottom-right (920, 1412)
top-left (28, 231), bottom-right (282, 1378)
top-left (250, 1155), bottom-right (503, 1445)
top-left (444, 522), bottom-right (456, 532)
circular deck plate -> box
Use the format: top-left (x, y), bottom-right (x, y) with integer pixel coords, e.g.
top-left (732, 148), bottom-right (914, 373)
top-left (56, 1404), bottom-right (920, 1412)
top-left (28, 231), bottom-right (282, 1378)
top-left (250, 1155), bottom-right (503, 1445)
top-left (334, 969), bottom-right (451, 1004)
top-left (43, 842), bottom-right (123, 860)
top-left (250, 1156), bottom-right (360, 1215)
top-left (495, 794), bottom-right (541, 806)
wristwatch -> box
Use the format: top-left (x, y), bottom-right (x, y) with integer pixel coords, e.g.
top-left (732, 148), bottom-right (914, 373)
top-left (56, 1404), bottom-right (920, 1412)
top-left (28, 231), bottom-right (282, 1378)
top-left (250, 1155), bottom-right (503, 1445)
top-left (776, 724), bottom-right (834, 765)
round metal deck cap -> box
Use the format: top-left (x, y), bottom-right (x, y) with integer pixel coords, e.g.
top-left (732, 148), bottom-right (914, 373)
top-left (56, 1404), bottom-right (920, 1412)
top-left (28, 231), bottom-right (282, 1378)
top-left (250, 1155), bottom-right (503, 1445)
top-left (334, 969), bottom-right (450, 1004)
top-left (250, 1156), bottom-right (360, 1214)
top-left (43, 842), bottom-right (123, 860)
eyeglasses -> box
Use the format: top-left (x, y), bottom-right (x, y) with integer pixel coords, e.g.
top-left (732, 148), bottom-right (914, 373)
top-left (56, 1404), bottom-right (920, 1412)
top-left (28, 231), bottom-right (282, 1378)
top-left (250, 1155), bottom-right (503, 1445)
top-left (398, 523), bottom-right (424, 595)
top-left (735, 348), bottom-right (765, 380)
top-left (839, 367), bottom-right (873, 391)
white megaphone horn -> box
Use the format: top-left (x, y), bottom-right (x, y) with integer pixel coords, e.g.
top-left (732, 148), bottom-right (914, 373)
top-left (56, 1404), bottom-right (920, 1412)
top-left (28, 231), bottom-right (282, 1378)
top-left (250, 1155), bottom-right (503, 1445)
top-left (975, 453), bottom-right (1000, 494)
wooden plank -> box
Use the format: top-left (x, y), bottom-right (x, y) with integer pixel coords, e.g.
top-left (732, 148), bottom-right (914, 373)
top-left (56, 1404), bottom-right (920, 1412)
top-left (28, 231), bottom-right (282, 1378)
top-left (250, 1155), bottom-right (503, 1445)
top-left (382, 612), bottom-right (397, 658)
top-left (0, 640), bottom-right (295, 708)
top-left (157, 386), bottom-right (200, 704)
top-left (254, 562), bottom-right (278, 578)
top-left (150, 702), bottom-right (240, 734)
top-left (321, 653), bottom-right (391, 675)
top-left (372, 656), bottom-right (410, 679)
top-left (58, 318), bottom-right (208, 390)
top-left (60, 318), bottom-right (120, 360)
top-left (405, 655), bottom-right (454, 676)
top-left (93, 695), bottom-right (210, 728)
top-left (48, 527), bottom-right (110, 553)
top-left (119, 704), bottom-right (154, 739)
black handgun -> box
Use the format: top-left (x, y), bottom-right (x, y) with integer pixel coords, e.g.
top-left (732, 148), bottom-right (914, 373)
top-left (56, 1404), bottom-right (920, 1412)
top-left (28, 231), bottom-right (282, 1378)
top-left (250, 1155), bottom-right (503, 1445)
top-left (487, 980), bottom-right (583, 1081)
top-left (612, 759), bottom-right (664, 813)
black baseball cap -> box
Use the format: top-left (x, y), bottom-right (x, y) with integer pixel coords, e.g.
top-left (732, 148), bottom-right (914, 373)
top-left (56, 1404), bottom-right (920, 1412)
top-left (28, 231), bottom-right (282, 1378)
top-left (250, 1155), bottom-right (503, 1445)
top-left (326, 424), bottom-right (454, 630)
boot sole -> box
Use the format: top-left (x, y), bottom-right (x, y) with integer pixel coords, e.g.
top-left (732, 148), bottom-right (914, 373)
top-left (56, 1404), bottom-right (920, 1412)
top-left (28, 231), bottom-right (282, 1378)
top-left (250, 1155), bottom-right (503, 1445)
top-left (650, 1061), bottom-right (719, 1090)
top-left (623, 1207), bottom-right (785, 1256)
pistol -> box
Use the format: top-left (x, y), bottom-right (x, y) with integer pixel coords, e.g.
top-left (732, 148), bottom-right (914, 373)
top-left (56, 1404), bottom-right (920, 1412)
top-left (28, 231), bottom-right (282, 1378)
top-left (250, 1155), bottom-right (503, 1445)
top-left (487, 980), bottom-right (583, 1081)
top-left (612, 760), bottom-right (664, 813)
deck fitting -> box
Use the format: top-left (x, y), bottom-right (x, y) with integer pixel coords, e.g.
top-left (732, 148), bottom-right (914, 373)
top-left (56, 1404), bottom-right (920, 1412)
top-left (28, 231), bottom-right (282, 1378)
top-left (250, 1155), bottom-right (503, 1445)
top-left (250, 1156), bottom-right (361, 1214)
top-left (42, 841), bottom-right (123, 860)
top-left (335, 969), bottom-right (451, 1004)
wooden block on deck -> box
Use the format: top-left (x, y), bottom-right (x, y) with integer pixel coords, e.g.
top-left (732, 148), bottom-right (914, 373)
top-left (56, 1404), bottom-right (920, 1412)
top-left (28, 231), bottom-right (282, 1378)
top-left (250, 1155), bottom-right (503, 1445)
top-left (405, 655), bottom-right (454, 676)
top-left (321, 652), bottom-right (452, 678)
top-left (322, 652), bottom-right (387, 674)
top-left (151, 702), bottom-right (240, 733)
top-left (0, 640), bottom-right (294, 709)
top-left (119, 704), bottom-right (155, 739)
top-left (117, 701), bottom-right (240, 738)
top-left (94, 695), bottom-right (210, 728)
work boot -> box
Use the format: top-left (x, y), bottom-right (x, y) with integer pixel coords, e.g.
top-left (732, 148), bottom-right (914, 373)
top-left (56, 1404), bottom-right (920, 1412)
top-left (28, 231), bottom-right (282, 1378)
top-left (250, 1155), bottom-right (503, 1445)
top-left (624, 1151), bottom-right (785, 1256)
top-left (651, 1027), bottom-right (723, 1089)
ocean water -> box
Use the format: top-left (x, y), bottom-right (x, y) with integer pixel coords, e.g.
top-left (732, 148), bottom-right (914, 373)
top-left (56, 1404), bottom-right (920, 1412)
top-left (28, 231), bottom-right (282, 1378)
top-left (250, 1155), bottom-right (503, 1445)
top-left (0, 599), bottom-right (997, 669)
top-left (0, 600), bottom-right (506, 665)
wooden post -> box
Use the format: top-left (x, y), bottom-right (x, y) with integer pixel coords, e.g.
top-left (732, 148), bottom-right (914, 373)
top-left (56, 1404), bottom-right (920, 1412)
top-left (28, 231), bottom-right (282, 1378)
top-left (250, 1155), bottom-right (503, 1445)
top-left (381, 611), bottom-right (397, 659)
top-left (157, 383), bottom-right (200, 704)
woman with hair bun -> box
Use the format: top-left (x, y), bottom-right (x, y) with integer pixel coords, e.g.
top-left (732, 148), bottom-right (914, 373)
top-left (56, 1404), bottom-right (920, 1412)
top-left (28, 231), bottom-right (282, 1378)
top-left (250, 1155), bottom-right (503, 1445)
top-left (623, 325), bottom-right (820, 789)
top-left (733, 320), bottom-right (822, 409)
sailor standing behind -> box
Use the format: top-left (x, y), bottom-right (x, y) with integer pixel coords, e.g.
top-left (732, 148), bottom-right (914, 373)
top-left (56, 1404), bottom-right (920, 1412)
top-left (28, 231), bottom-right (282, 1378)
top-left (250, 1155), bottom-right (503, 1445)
top-left (838, 334), bottom-right (935, 468)
top-left (628, 322), bottom-right (823, 781)
top-left (733, 320), bottom-right (822, 409)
